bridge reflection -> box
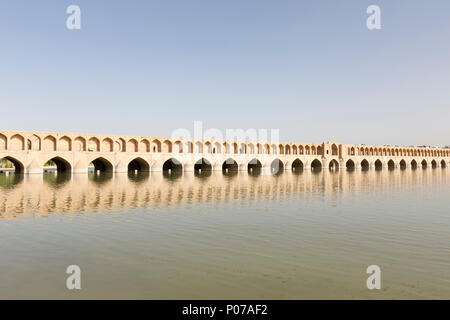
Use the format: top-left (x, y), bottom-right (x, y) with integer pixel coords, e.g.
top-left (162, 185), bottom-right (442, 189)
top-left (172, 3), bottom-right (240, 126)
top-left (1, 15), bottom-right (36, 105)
top-left (1, 169), bottom-right (449, 219)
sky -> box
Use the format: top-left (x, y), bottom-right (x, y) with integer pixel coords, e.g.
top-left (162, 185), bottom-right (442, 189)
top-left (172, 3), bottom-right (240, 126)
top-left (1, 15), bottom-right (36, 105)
top-left (0, 0), bottom-right (449, 146)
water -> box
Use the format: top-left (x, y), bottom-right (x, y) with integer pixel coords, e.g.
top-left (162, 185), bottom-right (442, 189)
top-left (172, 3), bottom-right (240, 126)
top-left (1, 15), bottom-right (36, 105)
top-left (0, 169), bottom-right (449, 299)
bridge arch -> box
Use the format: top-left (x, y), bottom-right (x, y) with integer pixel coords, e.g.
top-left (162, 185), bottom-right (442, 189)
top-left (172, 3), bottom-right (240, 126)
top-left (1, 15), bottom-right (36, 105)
top-left (285, 145), bottom-right (291, 155)
top-left (387, 159), bottom-right (395, 170)
top-left (361, 159), bottom-right (370, 170)
top-left (128, 157), bottom-right (150, 172)
top-left (162, 158), bottom-right (183, 176)
top-left (140, 139), bottom-right (150, 152)
top-left (374, 159), bottom-right (382, 170)
top-left (441, 160), bottom-right (446, 168)
top-left (222, 158), bottom-right (238, 172)
top-left (421, 160), bottom-right (427, 169)
top-left (271, 158), bottom-right (284, 174)
top-left (102, 138), bottom-right (114, 152)
top-left (331, 144), bottom-right (338, 156)
top-left (431, 160), bottom-right (437, 169)
top-left (59, 136), bottom-right (72, 151)
top-left (29, 134), bottom-right (41, 151)
top-left (43, 135), bottom-right (56, 151)
top-left (346, 159), bottom-right (355, 170)
top-left (328, 159), bottom-right (339, 171)
top-left (0, 133), bottom-right (6, 150)
top-left (248, 158), bottom-right (262, 174)
top-left (311, 159), bottom-right (322, 171)
top-left (88, 137), bottom-right (100, 152)
top-left (195, 141), bottom-right (203, 153)
top-left (0, 156), bottom-right (24, 173)
top-left (127, 139), bottom-right (138, 153)
top-left (151, 139), bottom-right (161, 153)
top-left (90, 157), bottom-right (113, 172)
top-left (194, 158), bottom-right (212, 174)
top-left (411, 159), bottom-right (418, 170)
top-left (292, 159), bottom-right (303, 172)
top-left (10, 134), bottom-right (25, 151)
top-left (74, 137), bottom-right (86, 151)
top-left (399, 159), bottom-right (406, 170)
top-left (44, 156), bottom-right (72, 173)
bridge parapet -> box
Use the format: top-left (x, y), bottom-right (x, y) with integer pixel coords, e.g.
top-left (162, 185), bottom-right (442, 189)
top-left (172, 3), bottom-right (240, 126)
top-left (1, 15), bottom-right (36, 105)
top-left (0, 130), bottom-right (448, 174)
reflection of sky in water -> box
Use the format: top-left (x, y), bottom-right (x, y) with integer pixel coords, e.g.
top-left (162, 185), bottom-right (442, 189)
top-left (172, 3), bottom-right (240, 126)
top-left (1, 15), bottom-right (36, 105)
top-left (0, 170), bottom-right (450, 299)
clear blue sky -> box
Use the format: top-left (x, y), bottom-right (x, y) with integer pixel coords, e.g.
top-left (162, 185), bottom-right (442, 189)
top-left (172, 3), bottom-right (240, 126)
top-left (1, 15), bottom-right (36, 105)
top-left (1, 0), bottom-right (449, 146)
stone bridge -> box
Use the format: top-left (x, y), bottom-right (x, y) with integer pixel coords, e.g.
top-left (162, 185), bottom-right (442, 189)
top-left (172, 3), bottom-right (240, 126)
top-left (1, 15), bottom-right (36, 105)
top-left (0, 130), bottom-right (449, 174)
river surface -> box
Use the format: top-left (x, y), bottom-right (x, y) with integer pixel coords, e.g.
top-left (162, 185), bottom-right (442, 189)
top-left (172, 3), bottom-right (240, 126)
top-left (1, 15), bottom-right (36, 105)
top-left (0, 169), bottom-right (449, 299)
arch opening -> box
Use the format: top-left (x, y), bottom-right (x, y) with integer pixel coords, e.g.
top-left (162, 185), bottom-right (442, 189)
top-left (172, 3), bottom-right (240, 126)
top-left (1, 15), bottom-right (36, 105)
top-left (44, 157), bottom-right (72, 173)
top-left (387, 160), bottom-right (395, 170)
top-left (292, 159), bottom-right (303, 172)
top-left (90, 157), bottom-right (113, 172)
top-left (329, 159), bottom-right (339, 171)
top-left (162, 158), bottom-right (183, 178)
top-left (374, 160), bottom-right (382, 171)
top-left (346, 159), bottom-right (355, 171)
top-left (222, 158), bottom-right (238, 172)
top-left (311, 159), bottom-right (322, 171)
top-left (128, 157), bottom-right (150, 172)
top-left (399, 160), bottom-right (406, 170)
top-left (271, 159), bottom-right (284, 174)
top-left (441, 160), bottom-right (446, 168)
top-left (411, 160), bottom-right (418, 170)
top-left (248, 158), bottom-right (262, 175)
top-left (0, 156), bottom-right (24, 173)
top-left (431, 160), bottom-right (437, 169)
top-left (421, 160), bottom-right (427, 169)
top-left (361, 159), bottom-right (370, 171)
top-left (194, 158), bottom-right (212, 176)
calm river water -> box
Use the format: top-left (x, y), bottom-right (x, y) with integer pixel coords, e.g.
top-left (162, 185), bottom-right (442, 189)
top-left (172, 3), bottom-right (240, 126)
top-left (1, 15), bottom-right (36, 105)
top-left (0, 169), bottom-right (449, 299)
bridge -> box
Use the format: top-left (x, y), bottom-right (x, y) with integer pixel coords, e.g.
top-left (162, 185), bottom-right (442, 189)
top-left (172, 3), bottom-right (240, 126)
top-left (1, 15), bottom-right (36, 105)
top-left (0, 130), bottom-right (449, 174)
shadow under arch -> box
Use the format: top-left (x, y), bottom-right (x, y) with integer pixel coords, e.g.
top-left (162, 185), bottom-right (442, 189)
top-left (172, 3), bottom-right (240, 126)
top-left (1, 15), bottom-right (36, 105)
top-left (44, 156), bottom-right (72, 173)
top-left (194, 158), bottom-right (212, 177)
top-left (163, 158), bottom-right (183, 179)
top-left (248, 158), bottom-right (262, 176)
top-left (222, 158), bottom-right (238, 177)
top-left (441, 160), bottom-right (446, 168)
top-left (291, 159), bottom-right (303, 173)
top-left (374, 159), bottom-right (382, 171)
top-left (90, 157), bottom-right (113, 172)
top-left (346, 159), bottom-right (355, 171)
top-left (0, 156), bottom-right (24, 173)
top-left (128, 157), bottom-right (150, 172)
top-left (361, 159), bottom-right (370, 171)
top-left (311, 159), bottom-right (322, 172)
top-left (271, 159), bottom-right (284, 175)
top-left (421, 160), bottom-right (427, 169)
top-left (411, 160), bottom-right (418, 170)
top-left (399, 160), bottom-right (406, 170)
top-left (387, 160), bottom-right (395, 170)
top-left (431, 160), bottom-right (437, 169)
top-left (328, 159), bottom-right (339, 171)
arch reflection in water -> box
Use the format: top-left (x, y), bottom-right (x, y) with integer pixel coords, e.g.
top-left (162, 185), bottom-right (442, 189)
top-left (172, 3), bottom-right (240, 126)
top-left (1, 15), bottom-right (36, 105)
top-left (1, 169), bottom-right (449, 219)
